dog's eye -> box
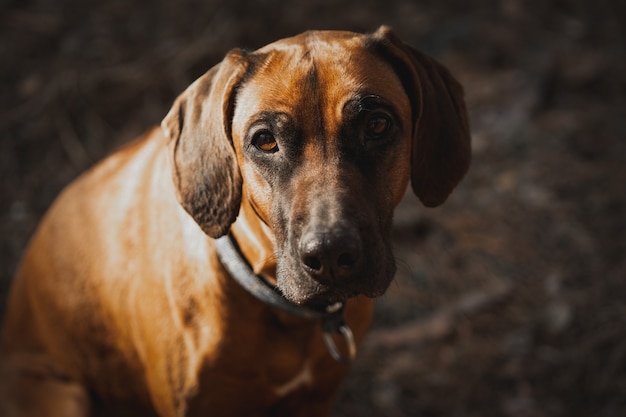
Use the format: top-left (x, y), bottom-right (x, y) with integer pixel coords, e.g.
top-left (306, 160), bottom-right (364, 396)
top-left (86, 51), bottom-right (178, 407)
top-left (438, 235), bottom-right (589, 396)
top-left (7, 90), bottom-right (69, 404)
top-left (364, 113), bottom-right (392, 140)
top-left (252, 132), bottom-right (279, 153)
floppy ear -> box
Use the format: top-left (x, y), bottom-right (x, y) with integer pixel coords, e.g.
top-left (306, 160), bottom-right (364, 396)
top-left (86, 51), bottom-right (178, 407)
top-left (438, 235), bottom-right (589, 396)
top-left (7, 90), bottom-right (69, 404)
top-left (161, 50), bottom-right (247, 238)
top-left (370, 26), bottom-right (471, 207)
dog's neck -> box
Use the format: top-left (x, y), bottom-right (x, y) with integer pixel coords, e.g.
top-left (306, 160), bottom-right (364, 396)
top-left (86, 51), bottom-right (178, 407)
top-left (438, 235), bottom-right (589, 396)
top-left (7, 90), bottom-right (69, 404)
top-left (229, 197), bottom-right (278, 283)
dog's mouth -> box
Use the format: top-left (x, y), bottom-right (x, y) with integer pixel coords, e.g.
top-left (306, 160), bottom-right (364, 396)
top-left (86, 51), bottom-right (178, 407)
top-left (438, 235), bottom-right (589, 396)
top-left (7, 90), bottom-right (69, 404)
top-left (281, 286), bottom-right (358, 309)
top-left (292, 288), bottom-right (386, 311)
top-left (276, 259), bottom-right (394, 308)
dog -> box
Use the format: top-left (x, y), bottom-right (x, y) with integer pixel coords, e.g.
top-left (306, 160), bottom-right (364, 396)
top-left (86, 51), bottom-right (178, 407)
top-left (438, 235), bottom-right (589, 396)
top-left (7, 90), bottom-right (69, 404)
top-left (0, 26), bottom-right (470, 416)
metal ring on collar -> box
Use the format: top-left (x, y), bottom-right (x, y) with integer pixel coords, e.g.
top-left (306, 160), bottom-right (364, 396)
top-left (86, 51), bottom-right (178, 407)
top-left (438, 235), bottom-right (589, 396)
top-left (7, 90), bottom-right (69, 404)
top-left (323, 324), bottom-right (356, 363)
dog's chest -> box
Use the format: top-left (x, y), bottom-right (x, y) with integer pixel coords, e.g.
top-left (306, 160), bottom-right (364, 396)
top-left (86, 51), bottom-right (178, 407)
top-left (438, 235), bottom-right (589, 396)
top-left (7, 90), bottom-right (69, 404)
top-left (182, 316), bottom-right (345, 416)
top-left (185, 357), bottom-right (340, 416)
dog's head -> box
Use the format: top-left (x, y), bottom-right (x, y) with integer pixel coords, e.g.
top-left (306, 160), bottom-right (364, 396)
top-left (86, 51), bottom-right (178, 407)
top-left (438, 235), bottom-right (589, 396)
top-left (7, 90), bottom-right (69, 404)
top-left (162, 26), bottom-right (470, 306)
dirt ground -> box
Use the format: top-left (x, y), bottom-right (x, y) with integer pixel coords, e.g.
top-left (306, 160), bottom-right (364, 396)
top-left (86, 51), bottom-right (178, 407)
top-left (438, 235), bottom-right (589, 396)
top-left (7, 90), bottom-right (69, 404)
top-left (1, 0), bottom-right (625, 416)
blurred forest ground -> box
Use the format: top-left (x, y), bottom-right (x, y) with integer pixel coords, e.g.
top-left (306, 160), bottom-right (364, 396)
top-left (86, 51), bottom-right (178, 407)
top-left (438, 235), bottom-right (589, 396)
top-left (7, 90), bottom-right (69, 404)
top-left (1, 0), bottom-right (625, 416)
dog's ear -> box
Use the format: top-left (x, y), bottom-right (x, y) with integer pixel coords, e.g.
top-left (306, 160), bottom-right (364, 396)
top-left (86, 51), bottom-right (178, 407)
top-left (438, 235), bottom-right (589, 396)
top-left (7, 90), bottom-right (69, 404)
top-left (162, 50), bottom-right (247, 238)
top-left (370, 26), bottom-right (471, 207)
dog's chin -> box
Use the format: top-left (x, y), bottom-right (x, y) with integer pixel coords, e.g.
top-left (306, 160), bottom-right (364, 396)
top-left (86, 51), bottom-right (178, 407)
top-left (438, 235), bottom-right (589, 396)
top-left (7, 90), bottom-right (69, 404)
top-left (277, 275), bottom-right (391, 309)
top-left (281, 286), bottom-right (354, 309)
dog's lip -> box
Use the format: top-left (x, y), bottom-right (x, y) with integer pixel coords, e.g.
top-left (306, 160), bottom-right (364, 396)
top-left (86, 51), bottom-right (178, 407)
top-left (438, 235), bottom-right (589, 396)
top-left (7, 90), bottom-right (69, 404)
top-left (281, 285), bottom-right (357, 309)
top-left (277, 270), bottom-right (392, 308)
top-left (300, 296), bottom-right (346, 310)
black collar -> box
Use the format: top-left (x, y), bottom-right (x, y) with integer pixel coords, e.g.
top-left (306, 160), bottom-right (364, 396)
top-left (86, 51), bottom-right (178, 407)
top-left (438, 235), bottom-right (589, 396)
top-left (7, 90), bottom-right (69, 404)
top-left (214, 233), bottom-right (356, 362)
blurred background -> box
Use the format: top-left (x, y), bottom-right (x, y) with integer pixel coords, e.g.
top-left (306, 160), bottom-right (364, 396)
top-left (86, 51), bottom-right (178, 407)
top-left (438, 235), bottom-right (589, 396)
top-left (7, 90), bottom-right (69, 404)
top-left (1, 0), bottom-right (625, 415)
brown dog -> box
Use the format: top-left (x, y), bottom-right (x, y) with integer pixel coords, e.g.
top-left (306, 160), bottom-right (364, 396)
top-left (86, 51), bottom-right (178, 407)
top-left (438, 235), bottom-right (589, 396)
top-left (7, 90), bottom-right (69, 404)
top-left (0, 26), bottom-right (470, 416)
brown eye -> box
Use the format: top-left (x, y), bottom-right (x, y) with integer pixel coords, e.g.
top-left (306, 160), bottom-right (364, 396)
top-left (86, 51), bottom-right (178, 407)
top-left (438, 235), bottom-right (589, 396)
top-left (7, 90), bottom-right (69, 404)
top-left (364, 113), bottom-right (392, 139)
top-left (253, 132), bottom-right (279, 153)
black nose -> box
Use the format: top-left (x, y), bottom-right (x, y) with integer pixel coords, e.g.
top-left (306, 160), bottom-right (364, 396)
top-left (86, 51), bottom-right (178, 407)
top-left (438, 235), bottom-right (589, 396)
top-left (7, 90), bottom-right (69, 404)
top-left (299, 227), bottom-right (362, 283)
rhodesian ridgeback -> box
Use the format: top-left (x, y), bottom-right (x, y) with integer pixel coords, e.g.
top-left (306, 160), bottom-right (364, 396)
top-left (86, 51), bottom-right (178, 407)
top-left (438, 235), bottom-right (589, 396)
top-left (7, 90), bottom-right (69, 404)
top-left (0, 26), bottom-right (470, 416)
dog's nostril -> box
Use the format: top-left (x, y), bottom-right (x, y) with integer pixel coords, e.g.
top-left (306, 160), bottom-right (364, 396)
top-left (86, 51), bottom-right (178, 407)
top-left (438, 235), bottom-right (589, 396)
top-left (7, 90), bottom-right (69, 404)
top-left (303, 255), bottom-right (323, 272)
top-left (337, 252), bottom-right (357, 269)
